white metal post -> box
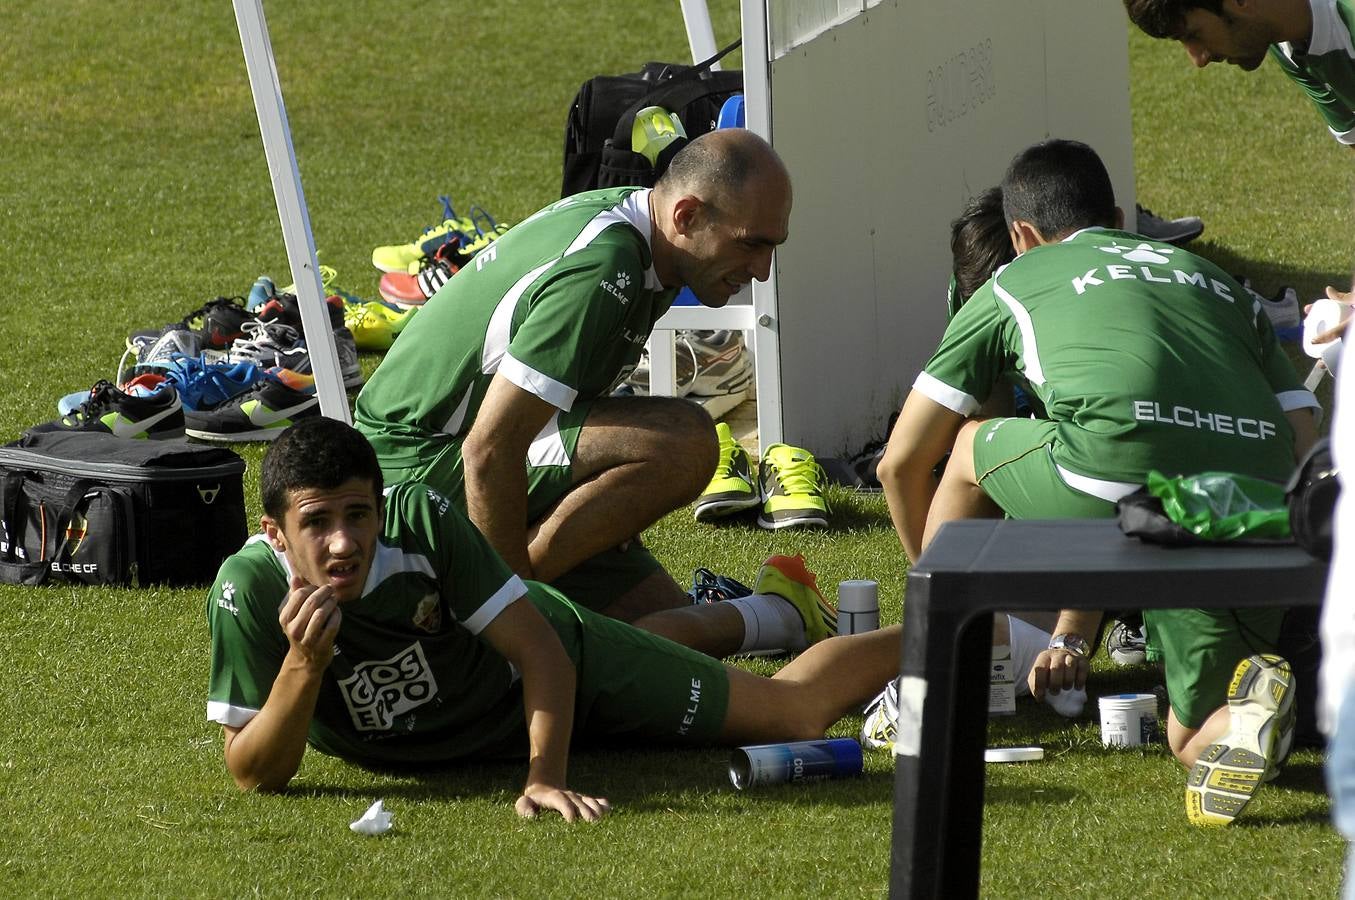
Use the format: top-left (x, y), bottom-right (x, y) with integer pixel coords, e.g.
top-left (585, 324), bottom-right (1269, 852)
top-left (740, 0), bottom-right (782, 448)
top-left (232, 0), bottom-right (349, 422)
top-left (679, 0), bottom-right (721, 67)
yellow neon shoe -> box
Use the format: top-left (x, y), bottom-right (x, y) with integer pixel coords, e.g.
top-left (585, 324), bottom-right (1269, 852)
top-left (372, 195), bottom-right (475, 274)
top-left (757, 443), bottom-right (830, 530)
top-left (1185, 654), bottom-right (1294, 826)
top-left (752, 553), bottom-right (837, 645)
top-left (694, 422), bottom-right (760, 521)
top-left (343, 300), bottom-right (418, 352)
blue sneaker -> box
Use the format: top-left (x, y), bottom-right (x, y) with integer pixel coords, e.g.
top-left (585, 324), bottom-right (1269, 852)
top-left (160, 355), bottom-right (267, 411)
top-left (247, 275), bottom-right (277, 311)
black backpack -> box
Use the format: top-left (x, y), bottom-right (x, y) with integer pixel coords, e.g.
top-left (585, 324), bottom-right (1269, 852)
top-left (560, 40), bottom-right (744, 198)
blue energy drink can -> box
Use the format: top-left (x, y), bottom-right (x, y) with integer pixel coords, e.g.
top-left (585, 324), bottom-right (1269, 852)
top-left (728, 738), bottom-right (864, 789)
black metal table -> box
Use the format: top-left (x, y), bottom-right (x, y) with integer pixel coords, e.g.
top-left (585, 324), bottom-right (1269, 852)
top-left (889, 518), bottom-right (1329, 898)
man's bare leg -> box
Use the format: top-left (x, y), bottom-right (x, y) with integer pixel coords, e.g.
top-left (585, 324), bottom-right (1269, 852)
top-left (718, 627), bottom-right (903, 743)
top-left (920, 418), bottom-right (1003, 552)
top-left (526, 396), bottom-right (715, 610)
top-left (634, 601), bottom-right (747, 657)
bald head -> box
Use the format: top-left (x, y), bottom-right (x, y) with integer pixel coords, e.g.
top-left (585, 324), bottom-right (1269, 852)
top-left (655, 129), bottom-right (791, 213)
top-left (648, 130), bottom-right (792, 307)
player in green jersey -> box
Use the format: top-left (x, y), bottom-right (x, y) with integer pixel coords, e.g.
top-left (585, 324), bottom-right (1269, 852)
top-left (1124, 0), bottom-right (1355, 342)
top-left (207, 418), bottom-right (900, 820)
top-left (353, 131), bottom-right (792, 644)
top-left (1125, 0), bottom-right (1355, 142)
top-left (879, 139), bottom-right (1320, 824)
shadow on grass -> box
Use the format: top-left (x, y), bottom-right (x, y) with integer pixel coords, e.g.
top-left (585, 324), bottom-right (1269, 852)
top-left (288, 744), bottom-right (897, 812)
top-left (1186, 240), bottom-right (1349, 297)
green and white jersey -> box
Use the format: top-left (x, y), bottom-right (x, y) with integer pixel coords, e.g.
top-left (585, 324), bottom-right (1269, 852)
top-left (206, 482), bottom-right (533, 765)
top-left (1271, 0), bottom-right (1355, 143)
top-left (917, 228), bottom-right (1319, 500)
top-left (354, 187), bottom-right (680, 465)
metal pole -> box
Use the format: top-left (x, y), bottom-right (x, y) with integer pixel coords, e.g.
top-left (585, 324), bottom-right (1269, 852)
top-left (232, 0), bottom-right (350, 422)
top-left (679, 0), bottom-right (721, 67)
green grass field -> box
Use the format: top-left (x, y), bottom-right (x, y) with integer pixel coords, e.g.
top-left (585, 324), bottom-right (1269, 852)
top-left (1, 1), bottom-right (1351, 896)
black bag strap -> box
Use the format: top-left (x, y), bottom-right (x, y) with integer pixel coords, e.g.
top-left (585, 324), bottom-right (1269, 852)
top-left (608, 39), bottom-right (743, 148)
top-left (0, 474), bottom-right (94, 586)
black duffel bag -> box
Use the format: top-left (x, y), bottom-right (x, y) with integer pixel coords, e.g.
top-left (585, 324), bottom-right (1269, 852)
top-left (561, 39), bottom-right (744, 198)
top-left (0, 431), bottom-right (247, 586)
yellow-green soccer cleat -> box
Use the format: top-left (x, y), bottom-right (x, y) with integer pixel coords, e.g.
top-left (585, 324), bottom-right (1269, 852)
top-left (694, 422), bottom-right (761, 521)
top-left (343, 299), bottom-right (418, 352)
top-left (752, 553), bottom-right (837, 644)
top-left (371, 196), bottom-right (475, 274)
top-left (757, 443), bottom-right (830, 530)
top-left (1185, 654), bottom-right (1295, 826)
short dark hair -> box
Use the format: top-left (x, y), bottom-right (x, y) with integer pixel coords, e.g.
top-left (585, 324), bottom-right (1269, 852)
top-left (1123, 0), bottom-right (1223, 39)
top-left (949, 186), bottom-right (1012, 313)
top-left (260, 417), bottom-right (383, 520)
top-left (1000, 139), bottom-right (1116, 240)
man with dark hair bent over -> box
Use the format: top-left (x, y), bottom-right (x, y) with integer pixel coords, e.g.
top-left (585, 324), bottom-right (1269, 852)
top-left (879, 138), bottom-right (1320, 825)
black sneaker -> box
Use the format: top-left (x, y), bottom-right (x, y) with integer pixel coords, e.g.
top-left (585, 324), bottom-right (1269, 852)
top-left (687, 566), bottom-right (753, 604)
top-left (184, 371), bottom-right (319, 442)
top-left (28, 379), bottom-right (185, 440)
top-left (255, 291), bottom-right (346, 331)
top-left (128, 296), bottom-right (252, 355)
top-left (1104, 616), bottom-right (1148, 666)
top-left (1135, 204), bottom-right (1204, 245)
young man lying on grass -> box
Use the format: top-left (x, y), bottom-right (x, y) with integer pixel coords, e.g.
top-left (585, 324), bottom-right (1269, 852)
top-left (205, 417), bottom-right (900, 821)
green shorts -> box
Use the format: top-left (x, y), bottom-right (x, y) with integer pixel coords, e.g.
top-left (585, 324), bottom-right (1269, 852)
top-left (367, 401), bottom-right (663, 612)
top-left (529, 584), bottom-right (730, 745)
top-left (970, 418), bottom-right (1119, 519)
top-left (1144, 606), bottom-right (1286, 729)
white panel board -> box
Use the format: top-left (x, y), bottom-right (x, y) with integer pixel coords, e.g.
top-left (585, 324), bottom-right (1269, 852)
top-left (767, 0), bottom-right (1135, 455)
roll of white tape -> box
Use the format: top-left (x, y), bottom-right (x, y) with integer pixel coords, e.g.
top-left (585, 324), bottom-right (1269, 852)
top-left (1302, 297), bottom-right (1349, 360)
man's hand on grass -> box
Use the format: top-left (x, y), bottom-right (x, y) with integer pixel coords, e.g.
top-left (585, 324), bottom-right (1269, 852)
top-left (1027, 648), bottom-right (1089, 701)
top-left (515, 783), bottom-right (611, 822)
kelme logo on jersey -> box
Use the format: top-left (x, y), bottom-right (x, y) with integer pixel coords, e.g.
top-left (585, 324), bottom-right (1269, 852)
top-left (425, 488), bottom-right (450, 517)
top-left (1072, 241), bottom-right (1235, 304)
top-left (339, 643), bottom-right (439, 732)
top-left (216, 581), bottom-right (239, 616)
top-left (1098, 241), bottom-right (1174, 265)
top-left (600, 270), bottom-right (633, 305)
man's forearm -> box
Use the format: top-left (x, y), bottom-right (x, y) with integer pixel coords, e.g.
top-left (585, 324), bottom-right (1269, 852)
top-left (224, 653), bottom-right (325, 791)
top-left (462, 439), bottom-right (534, 577)
top-left (879, 460), bottom-right (938, 564)
top-left (517, 638), bottom-right (578, 791)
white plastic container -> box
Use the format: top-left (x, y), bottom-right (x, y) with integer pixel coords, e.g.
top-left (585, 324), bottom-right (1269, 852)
top-left (1098, 693), bottom-right (1159, 747)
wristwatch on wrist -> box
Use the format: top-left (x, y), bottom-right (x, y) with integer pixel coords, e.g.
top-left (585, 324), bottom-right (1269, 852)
top-left (1047, 633), bottom-right (1091, 658)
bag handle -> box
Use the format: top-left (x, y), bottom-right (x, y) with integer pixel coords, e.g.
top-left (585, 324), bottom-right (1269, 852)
top-left (0, 474), bottom-right (95, 586)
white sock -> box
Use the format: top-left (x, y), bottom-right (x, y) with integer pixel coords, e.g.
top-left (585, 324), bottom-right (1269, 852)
top-left (727, 593), bottom-right (809, 654)
top-left (1008, 614), bottom-right (1087, 718)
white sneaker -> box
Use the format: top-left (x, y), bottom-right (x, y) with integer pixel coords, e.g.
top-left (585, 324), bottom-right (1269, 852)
top-left (861, 679), bottom-right (900, 751)
top-left (1185, 654), bottom-right (1295, 826)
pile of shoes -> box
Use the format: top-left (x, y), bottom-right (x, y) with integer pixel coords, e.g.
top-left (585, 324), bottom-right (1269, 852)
top-left (372, 196), bottom-right (510, 308)
top-left (693, 422), bottom-right (830, 530)
top-left (28, 195), bottom-right (505, 444)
